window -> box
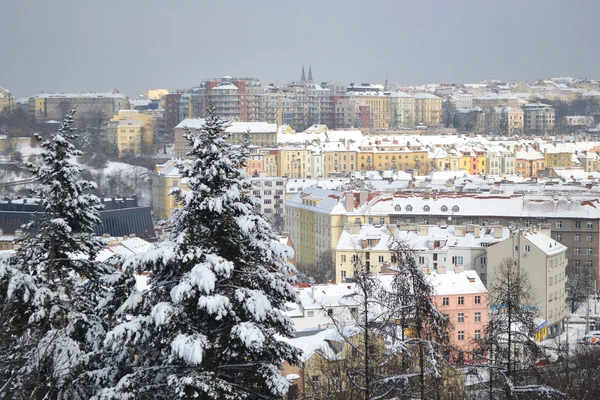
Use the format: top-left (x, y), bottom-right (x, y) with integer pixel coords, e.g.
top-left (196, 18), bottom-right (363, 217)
top-left (452, 256), bottom-right (464, 265)
top-left (475, 330), bottom-right (481, 340)
top-left (480, 256), bottom-right (487, 265)
top-left (588, 222), bottom-right (594, 229)
top-left (423, 205), bottom-right (430, 212)
top-left (458, 331), bottom-right (465, 341)
top-left (341, 255), bottom-right (346, 262)
top-left (341, 271), bottom-right (347, 278)
top-left (587, 260), bottom-right (594, 268)
top-left (264, 199), bottom-right (272, 204)
top-left (442, 297), bottom-right (449, 306)
top-left (379, 217), bottom-right (385, 225)
top-left (482, 219), bottom-right (488, 226)
top-left (588, 248), bottom-right (593, 255)
top-left (475, 295), bottom-right (481, 304)
top-left (458, 296), bottom-right (464, 305)
top-left (452, 205), bottom-right (460, 212)
top-left (394, 204), bottom-right (401, 211)
top-left (575, 234), bottom-right (581, 242)
top-left (312, 375), bottom-right (320, 384)
top-left (575, 247), bottom-right (580, 255)
top-left (307, 311), bottom-right (314, 317)
top-left (378, 256), bottom-right (384, 263)
top-left (475, 312), bottom-right (481, 322)
top-left (406, 205), bottom-right (413, 212)
top-left (556, 233), bottom-right (562, 242)
top-left (514, 246), bottom-right (519, 252)
top-left (441, 205), bottom-right (448, 212)
top-left (556, 221), bottom-right (562, 228)
top-left (458, 313), bottom-right (465, 323)
top-left (575, 221), bottom-right (581, 228)
top-left (587, 234), bottom-right (593, 242)
top-left (252, 190), bottom-right (260, 196)
top-left (352, 255), bottom-right (359, 262)
top-left (525, 245), bottom-right (531, 253)
top-left (574, 260), bottom-right (581, 267)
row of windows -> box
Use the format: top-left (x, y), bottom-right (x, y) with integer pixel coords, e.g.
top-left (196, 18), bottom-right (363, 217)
top-left (393, 204), bottom-right (460, 212)
top-left (457, 312), bottom-right (482, 323)
top-left (556, 221), bottom-right (594, 229)
top-left (458, 329), bottom-right (481, 341)
top-left (442, 295), bottom-right (482, 306)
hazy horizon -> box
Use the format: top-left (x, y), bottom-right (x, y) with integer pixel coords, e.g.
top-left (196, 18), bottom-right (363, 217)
top-left (2, 0), bottom-right (598, 98)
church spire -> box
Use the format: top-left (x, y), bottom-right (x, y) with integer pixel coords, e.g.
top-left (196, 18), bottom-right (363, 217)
top-left (300, 65), bottom-right (306, 83)
top-left (308, 63), bottom-right (313, 83)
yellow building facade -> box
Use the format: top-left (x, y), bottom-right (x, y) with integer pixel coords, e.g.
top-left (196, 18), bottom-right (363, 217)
top-left (355, 94), bottom-right (391, 130)
top-left (414, 93), bottom-right (443, 126)
top-left (152, 159), bottom-right (187, 220)
top-left (104, 110), bottom-right (155, 157)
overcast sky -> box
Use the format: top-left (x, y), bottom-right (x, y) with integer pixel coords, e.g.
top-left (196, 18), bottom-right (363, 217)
top-left (2, 0), bottom-right (598, 98)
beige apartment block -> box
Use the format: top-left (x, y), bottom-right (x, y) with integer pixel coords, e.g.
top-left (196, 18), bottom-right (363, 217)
top-left (414, 93), bottom-right (443, 126)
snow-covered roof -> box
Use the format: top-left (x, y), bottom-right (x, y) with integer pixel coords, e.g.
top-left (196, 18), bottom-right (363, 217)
top-left (428, 270), bottom-right (487, 296)
top-left (175, 119), bottom-right (276, 134)
top-left (284, 187), bottom-right (346, 214)
top-left (35, 92), bottom-right (126, 99)
top-left (413, 92), bottom-right (441, 100)
top-left (522, 230), bottom-right (566, 256)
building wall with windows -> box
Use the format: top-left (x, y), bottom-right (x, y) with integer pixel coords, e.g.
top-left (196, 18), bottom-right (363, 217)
top-left (487, 229), bottom-right (568, 335)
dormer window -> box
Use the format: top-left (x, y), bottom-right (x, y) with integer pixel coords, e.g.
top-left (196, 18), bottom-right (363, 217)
top-left (394, 205), bottom-right (401, 211)
top-left (452, 205), bottom-right (460, 212)
top-left (406, 205), bottom-right (413, 212)
top-left (441, 205), bottom-right (448, 212)
top-left (423, 205), bottom-right (430, 212)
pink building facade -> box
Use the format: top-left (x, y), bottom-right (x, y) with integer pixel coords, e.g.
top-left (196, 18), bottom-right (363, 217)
top-left (429, 268), bottom-right (488, 361)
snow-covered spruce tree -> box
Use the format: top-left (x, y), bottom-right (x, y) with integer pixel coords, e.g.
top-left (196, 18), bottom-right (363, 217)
top-left (96, 105), bottom-right (300, 399)
top-left (0, 110), bottom-right (110, 399)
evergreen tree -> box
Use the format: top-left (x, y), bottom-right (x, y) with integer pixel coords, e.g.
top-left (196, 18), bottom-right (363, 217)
top-left (500, 108), bottom-right (509, 136)
top-left (0, 110), bottom-right (109, 399)
top-left (95, 105), bottom-right (300, 399)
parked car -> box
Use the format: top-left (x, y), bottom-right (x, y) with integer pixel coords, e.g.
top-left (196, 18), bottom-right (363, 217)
top-left (580, 332), bottom-right (600, 345)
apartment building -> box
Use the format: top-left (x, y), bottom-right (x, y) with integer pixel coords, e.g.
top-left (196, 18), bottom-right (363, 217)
top-left (284, 187), bottom-right (347, 267)
top-left (523, 103), bottom-right (555, 134)
top-left (29, 92), bottom-right (128, 126)
top-left (189, 76), bottom-right (263, 122)
top-left (413, 93), bottom-right (443, 126)
top-left (487, 229), bottom-right (567, 335)
top-left (334, 223), bottom-right (508, 283)
top-left (164, 93), bottom-right (183, 136)
top-left (389, 91), bottom-right (415, 128)
top-left (515, 147), bottom-right (545, 178)
top-left (102, 110), bottom-right (154, 157)
top-left (250, 173), bottom-right (287, 231)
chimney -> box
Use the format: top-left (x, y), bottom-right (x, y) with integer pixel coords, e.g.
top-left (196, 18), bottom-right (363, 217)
top-left (345, 192), bottom-right (354, 212)
top-left (15, 229), bottom-right (23, 237)
top-left (455, 265), bottom-right (464, 273)
top-left (454, 225), bottom-right (466, 237)
top-left (417, 224), bottom-right (429, 236)
top-left (129, 234), bottom-right (136, 238)
top-left (0, 228), bottom-right (3, 235)
top-left (438, 266), bottom-right (446, 274)
top-left (473, 225), bottom-right (481, 238)
top-left (493, 226), bottom-right (503, 239)
top-left (359, 191), bottom-right (368, 206)
top-left (424, 267), bottom-right (431, 275)
top-left (539, 224), bottom-right (552, 238)
top-left (102, 233), bottom-right (110, 239)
